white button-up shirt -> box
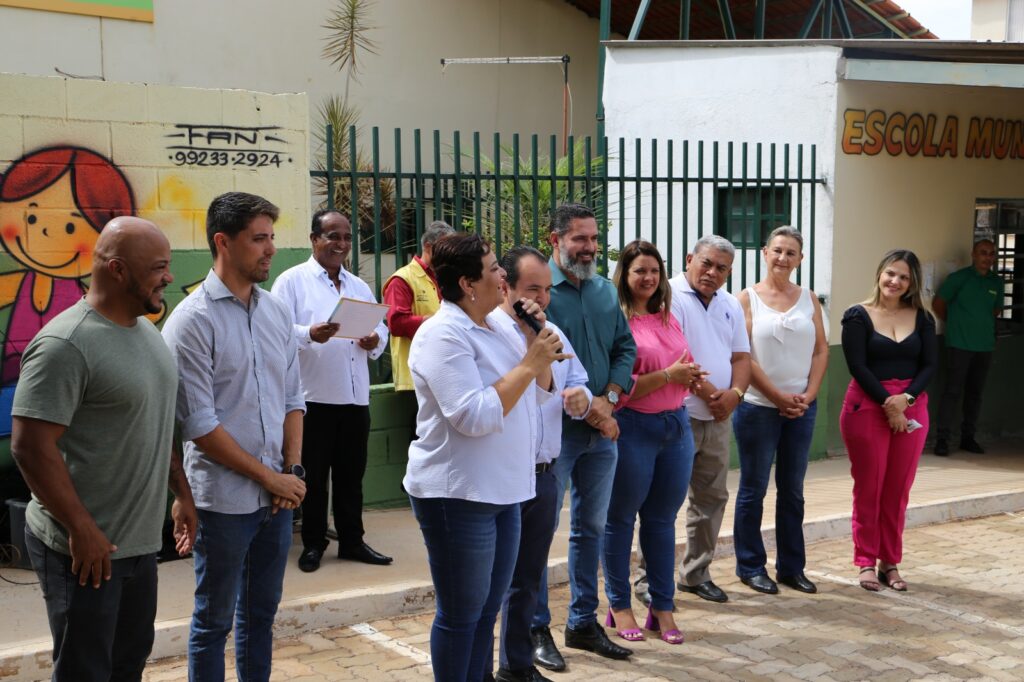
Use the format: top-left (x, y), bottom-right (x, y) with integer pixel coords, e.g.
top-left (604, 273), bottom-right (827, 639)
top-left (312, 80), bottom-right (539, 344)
top-left (490, 310), bottom-right (591, 464)
top-left (271, 257), bottom-right (388, 406)
top-left (403, 301), bottom-right (553, 504)
top-left (669, 274), bottom-right (750, 421)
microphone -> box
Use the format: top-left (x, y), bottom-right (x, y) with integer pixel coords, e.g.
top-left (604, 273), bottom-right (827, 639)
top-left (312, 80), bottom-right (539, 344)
top-left (512, 300), bottom-right (563, 359)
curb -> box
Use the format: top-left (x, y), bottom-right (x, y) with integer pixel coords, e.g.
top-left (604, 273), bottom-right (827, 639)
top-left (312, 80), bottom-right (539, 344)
top-left (3, 490), bottom-right (1023, 681)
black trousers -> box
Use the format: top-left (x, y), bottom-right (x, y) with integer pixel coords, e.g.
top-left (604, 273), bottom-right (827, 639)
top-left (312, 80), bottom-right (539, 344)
top-left (936, 348), bottom-right (993, 441)
top-left (498, 470), bottom-right (559, 671)
top-left (25, 526), bottom-right (157, 682)
top-left (300, 401), bottom-right (371, 550)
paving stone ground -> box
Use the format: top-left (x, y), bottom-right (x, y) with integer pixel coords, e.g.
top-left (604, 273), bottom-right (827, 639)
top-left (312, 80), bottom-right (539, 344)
top-left (144, 512), bottom-right (1024, 681)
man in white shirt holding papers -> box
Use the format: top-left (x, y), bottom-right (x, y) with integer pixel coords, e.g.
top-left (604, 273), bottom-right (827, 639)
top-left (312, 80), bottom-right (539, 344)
top-left (271, 209), bottom-right (392, 572)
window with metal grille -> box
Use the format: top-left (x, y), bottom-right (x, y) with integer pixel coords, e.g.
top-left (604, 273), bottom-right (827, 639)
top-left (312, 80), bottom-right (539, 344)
top-left (974, 198), bottom-right (1022, 335)
top-left (714, 186), bottom-right (791, 249)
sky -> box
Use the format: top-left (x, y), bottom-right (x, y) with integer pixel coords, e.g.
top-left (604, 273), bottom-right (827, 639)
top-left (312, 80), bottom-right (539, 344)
top-left (894, 0), bottom-right (973, 39)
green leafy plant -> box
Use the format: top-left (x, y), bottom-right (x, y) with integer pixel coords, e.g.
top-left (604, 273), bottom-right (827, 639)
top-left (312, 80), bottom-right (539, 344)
top-left (451, 140), bottom-right (610, 259)
top-left (312, 96), bottom-right (397, 259)
top-left (321, 0), bottom-right (379, 101)
top-left (315, 1), bottom-right (399, 264)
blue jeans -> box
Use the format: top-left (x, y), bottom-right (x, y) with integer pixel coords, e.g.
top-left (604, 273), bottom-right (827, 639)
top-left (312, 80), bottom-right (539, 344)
top-left (604, 407), bottom-right (694, 613)
top-left (189, 507), bottom-right (292, 682)
top-left (732, 400), bottom-right (817, 579)
top-left (533, 430), bottom-right (617, 630)
top-left (411, 496), bottom-right (521, 682)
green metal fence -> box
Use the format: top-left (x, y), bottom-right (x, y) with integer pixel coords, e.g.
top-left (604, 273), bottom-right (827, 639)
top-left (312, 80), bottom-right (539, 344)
top-left (310, 125), bottom-right (826, 298)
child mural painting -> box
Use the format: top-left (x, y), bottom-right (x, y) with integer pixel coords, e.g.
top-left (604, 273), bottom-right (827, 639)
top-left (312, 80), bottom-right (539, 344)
top-left (0, 146), bottom-right (139, 385)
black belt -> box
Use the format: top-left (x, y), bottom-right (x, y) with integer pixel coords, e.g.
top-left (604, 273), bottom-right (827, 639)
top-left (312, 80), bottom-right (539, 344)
top-left (536, 461), bottom-right (554, 474)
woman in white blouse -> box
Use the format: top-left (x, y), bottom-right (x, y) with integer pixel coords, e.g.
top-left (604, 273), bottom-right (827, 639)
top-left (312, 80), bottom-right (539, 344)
top-left (733, 226), bottom-right (828, 596)
top-left (403, 233), bottom-right (566, 682)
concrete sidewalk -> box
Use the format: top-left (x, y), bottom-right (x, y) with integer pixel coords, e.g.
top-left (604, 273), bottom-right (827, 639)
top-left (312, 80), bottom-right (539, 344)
top-left (3, 443), bottom-right (1023, 680)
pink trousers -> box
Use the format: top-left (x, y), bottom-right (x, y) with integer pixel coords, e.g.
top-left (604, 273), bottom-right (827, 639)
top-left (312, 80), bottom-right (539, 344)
top-left (839, 378), bottom-right (929, 567)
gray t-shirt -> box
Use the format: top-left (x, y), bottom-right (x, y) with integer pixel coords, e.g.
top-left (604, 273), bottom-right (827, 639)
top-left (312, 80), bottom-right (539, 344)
top-left (13, 299), bottom-right (178, 559)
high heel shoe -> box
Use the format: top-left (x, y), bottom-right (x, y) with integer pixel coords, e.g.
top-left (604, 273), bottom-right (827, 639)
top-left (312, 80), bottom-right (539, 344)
top-left (605, 610), bottom-right (644, 642)
top-left (645, 608), bottom-right (684, 645)
top-left (878, 565), bottom-right (908, 591)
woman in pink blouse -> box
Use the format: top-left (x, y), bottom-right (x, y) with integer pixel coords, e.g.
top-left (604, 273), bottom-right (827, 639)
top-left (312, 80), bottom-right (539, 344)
top-left (602, 240), bottom-right (705, 646)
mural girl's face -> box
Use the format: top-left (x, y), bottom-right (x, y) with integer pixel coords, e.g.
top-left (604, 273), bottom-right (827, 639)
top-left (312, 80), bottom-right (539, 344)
top-left (0, 174), bottom-right (98, 279)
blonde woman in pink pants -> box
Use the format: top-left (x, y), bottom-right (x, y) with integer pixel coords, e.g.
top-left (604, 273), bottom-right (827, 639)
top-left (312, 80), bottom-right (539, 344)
top-left (840, 249), bottom-right (936, 592)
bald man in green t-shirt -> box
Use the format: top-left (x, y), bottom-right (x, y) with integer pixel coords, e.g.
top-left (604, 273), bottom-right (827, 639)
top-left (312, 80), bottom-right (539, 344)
top-left (12, 218), bottom-right (196, 681)
top-left (933, 239), bottom-right (1002, 456)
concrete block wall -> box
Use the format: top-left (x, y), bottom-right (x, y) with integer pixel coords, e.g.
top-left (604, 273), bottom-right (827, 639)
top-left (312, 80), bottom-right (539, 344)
top-left (0, 71), bottom-right (312, 466)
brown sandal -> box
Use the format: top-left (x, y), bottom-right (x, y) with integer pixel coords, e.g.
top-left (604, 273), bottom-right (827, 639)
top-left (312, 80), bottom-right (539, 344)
top-left (879, 566), bottom-right (908, 591)
top-left (858, 567), bottom-right (880, 591)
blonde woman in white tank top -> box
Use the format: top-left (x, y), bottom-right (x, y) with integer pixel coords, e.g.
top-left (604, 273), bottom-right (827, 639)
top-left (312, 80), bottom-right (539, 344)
top-left (732, 226), bottom-right (828, 596)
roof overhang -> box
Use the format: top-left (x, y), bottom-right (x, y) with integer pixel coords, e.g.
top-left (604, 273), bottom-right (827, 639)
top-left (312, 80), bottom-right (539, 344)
top-left (605, 39), bottom-right (1024, 89)
top-left (841, 58), bottom-right (1024, 89)
top-left (604, 39), bottom-right (1024, 65)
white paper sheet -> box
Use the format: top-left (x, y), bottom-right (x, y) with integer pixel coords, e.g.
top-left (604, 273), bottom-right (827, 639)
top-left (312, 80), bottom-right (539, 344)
top-left (328, 297), bottom-right (389, 339)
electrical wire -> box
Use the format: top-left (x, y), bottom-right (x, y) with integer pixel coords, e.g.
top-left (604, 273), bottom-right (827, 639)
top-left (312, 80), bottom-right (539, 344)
top-left (0, 544), bottom-right (37, 585)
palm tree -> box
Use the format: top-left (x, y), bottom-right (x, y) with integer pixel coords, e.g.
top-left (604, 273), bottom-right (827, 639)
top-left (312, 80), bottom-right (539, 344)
top-left (321, 0), bottom-right (378, 102)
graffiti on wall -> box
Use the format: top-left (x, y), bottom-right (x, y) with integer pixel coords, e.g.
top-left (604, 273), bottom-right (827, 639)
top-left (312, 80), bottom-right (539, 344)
top-left (0, 104), bottom-right (306, 446)
top-left (165, 124), bottom-right (295, 169)
top-left (0, 147), bottom-right (137, 385)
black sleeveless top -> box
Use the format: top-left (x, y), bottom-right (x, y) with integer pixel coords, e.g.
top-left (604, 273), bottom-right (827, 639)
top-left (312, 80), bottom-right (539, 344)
top-left (840, 304), bottom-right (937, 404)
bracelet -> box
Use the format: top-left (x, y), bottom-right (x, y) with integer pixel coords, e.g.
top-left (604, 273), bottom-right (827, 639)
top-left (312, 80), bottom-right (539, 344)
top-left (663, 370), bottom-right (672, 385)
top-left (731, 387), bottom-right (745, 400)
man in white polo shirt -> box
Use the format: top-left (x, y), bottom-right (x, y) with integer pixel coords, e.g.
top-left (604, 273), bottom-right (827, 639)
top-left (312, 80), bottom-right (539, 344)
top-left (272, 209), bottom-right (392, 572)
top-left (669, 235), bottom-right (750, 604)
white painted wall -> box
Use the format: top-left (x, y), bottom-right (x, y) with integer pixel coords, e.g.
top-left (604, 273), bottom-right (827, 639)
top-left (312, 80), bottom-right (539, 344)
top-left (602, 45), bottom-right (840, 297)
top-left (972, 0), bottom-right (1012, 40)
top-left (0, 0), bottom-right (605, 144)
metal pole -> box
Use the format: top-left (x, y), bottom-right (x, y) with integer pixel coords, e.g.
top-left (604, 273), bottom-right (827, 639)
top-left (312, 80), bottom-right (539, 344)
top-left (597, 0), bottom-right (610, 159)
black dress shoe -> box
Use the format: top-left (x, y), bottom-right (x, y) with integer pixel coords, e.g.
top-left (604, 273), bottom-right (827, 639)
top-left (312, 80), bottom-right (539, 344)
top-left (495, 666), bottom-right (553, 682)
top-left (297, 546), bottom-right (324, 573)
top-left (741, 574), bottom-right (779, 594)
top-left (677, 580), bottom-right (728, 603)
top-left (530, 626), bottom-right (566, 672)
top-left (934, 438), bottom-right (949, 456)
top-left (337, 542), bottom-right (393, 565)
top-left (776, 573), bottom-right (817, 594)
top-left (564, 620), bottom-right (632, 660)
top-left (960, 437), bottom-right (985, 454)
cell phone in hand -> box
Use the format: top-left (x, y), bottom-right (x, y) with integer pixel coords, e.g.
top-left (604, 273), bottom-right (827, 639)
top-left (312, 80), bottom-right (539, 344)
top-left (906, 419), bottom-right (923, 433)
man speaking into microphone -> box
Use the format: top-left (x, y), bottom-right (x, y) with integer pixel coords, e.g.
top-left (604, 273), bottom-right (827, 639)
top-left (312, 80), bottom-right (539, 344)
top-left (491, 246), bottom-right (591, 682)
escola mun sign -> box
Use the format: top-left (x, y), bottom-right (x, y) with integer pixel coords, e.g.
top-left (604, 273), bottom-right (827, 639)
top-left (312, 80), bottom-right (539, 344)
top-left (842, 109), bottom-right (1024, 160)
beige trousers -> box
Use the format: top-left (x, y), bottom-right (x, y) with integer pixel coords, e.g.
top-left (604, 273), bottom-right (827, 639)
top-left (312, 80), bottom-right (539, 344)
top-left (678, 417), bottom-right (732, 586)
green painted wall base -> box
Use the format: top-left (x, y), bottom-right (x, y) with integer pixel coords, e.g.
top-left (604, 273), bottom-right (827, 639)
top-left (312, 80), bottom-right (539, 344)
top-left (364, 385), bottom-right (417, 509)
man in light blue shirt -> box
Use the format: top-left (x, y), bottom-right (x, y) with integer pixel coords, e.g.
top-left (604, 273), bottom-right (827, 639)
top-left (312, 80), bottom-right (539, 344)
top-left (162, 192), bottom-right (306, 682)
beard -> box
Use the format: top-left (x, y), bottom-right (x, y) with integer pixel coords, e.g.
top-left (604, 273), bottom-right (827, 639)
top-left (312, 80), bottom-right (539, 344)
top-left (559, 243), bottom-right (597, 280)
top-left (248, 266), bottom-right (271, 284)
top-left (126, 271), bottom-right (164, 315)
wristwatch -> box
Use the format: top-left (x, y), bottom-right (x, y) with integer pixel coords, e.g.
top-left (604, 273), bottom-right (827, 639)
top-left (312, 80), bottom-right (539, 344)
top-left (286, 464), bottom-right (306, 480)
top-left (904, 393), bottom-right (916, 406)
top-left (605, 390), bottom-right (620, 406)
